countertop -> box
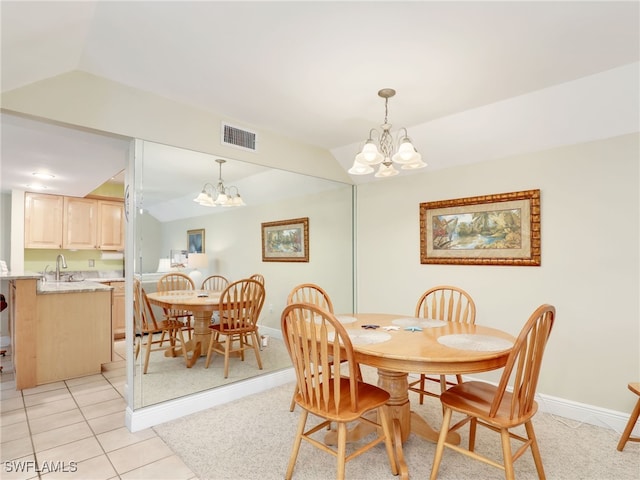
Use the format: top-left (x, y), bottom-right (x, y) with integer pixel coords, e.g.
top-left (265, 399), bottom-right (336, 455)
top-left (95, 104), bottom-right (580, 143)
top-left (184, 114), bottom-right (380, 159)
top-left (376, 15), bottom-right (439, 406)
top-left (37, 280), bottom-right (114, 294)
top-left (1, 270), bottom-right (123, 294)
top-left (0, 270), bottom-right (43, 280)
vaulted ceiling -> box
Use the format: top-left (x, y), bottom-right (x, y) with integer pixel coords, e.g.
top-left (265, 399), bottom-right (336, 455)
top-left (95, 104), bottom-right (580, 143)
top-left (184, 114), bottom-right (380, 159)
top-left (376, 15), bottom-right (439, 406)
top-left (1, 1), bottom-right (638, 198)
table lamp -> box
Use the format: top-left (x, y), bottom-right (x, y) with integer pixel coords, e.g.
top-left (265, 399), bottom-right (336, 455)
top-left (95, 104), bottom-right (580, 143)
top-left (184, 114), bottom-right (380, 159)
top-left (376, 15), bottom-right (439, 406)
top-left (187, 253), bottom-right (208, 286)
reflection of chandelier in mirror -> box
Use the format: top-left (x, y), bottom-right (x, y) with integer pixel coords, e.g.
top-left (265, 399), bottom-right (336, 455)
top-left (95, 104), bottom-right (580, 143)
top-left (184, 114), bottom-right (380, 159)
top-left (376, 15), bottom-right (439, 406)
top-left (349, 88), bottom-right (427, 178)
top-left (194, 159), bottom-right (246, 207)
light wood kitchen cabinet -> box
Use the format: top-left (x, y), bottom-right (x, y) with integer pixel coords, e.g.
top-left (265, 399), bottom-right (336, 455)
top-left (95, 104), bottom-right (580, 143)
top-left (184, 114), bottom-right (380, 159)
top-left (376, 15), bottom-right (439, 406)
top-left (25, 193), bottom-right (124, 250)
top-left (97, 200), bottom-right (125, 250)
top-left (109, 281), bottom-right (125, 339)
top-left (9, 278), bottom-right (39, 390)
top-left (9, 276), bottom-right (113, 389)
top-left (63, 197), bottom-right (98, 249)
top-left (24, 193), bottom-right (64, 249)
top-left (35, 290), bottom-right (112, 385)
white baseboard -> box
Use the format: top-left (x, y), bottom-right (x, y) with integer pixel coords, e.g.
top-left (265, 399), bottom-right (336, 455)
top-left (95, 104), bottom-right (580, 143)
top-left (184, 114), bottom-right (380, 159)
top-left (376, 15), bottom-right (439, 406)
top-left (413, 374), bottom-right (639, 437)
top-left (534, 389), bottom-right (639, 435)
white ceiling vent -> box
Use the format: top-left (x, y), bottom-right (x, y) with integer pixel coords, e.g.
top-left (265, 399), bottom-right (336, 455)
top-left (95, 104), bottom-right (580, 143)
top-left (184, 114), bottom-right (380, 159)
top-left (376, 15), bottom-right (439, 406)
top-left (221, 123), bottom-right (257, 152)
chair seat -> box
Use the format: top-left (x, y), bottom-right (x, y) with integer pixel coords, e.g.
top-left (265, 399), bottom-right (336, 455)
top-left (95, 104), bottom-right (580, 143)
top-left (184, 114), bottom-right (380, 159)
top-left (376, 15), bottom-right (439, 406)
top-left (442, 381), bottom-right (538, 429)
top-left (295, 378), bottom-right (390, 422)
top-left (209, 323), bottom-right (254, 334)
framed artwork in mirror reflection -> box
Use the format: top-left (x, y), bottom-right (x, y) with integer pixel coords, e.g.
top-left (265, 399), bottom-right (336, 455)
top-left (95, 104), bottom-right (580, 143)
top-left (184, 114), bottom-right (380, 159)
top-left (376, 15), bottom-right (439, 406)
top-left (261, 217), bottom-right (309, 262)
top-left (187, 229), bottom-right (205, 254)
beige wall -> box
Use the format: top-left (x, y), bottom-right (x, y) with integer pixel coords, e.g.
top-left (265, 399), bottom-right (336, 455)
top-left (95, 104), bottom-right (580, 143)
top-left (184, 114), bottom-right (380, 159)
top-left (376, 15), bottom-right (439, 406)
top-left (355, 133), bottom-right (639, 413)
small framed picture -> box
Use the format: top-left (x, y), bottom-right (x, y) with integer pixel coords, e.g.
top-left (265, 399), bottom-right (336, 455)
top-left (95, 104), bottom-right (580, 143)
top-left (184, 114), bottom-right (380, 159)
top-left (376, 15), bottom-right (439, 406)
top-left (261, 217), bottom-right (309, 262)
top-left (187, 229), bottom-right (205, 254)
top-left (170, 250), bottom-right (188, 268)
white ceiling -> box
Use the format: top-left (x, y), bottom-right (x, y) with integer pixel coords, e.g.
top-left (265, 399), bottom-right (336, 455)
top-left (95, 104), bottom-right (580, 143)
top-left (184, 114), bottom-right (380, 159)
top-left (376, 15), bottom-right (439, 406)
top-left (1, 1), bottom-right (638, 202)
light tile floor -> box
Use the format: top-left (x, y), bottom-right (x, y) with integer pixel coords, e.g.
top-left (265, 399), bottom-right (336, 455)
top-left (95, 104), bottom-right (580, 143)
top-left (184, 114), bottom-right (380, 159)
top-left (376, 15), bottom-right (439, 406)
top-left (0, 343), bottom-right (197, 480)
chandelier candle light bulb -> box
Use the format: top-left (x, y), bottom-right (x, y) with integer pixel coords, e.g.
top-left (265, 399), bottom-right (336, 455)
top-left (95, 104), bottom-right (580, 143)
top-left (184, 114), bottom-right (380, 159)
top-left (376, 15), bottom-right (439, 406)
top-left (349, 88), bottom-right (427, 177)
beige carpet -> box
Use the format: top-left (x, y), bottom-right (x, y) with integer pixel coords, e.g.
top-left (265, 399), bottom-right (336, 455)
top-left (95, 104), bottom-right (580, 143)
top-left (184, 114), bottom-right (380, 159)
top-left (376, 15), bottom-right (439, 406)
top-left (154, 365), bottom-right (640, 479)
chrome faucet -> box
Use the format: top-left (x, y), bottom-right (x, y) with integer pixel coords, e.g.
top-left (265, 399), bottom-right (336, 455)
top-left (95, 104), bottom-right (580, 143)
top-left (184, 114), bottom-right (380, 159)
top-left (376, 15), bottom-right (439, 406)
top-left (55, 254), bottom-right (67, 281)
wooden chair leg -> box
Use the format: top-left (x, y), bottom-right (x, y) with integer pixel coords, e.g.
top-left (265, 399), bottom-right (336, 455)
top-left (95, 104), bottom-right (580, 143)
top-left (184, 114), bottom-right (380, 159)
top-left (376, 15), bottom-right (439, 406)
top-left (336, 421), bottom-right (347, 480)
top-left (289, 387), bottom-right (298, 412)
top-left (223, 335), bottom-right (231, 378)
top-left (617, 397), bottom-right (640, 451)
top-left (418, 374), bottom-right (426, 404)
top-left (251, 331), bottom-right (263, 370)
top-left (205, 330), bottom-right (216, 368)
top-left (285, 410), bottom-right (307, 480)
top-left (143, 335), bottom-right (153, 374)
top-left (500, 428), bottom-right (516, 480)
top-left (429, 406), bottom-right (453, 480)
top-left (525, 420), bottom-right (546, 478)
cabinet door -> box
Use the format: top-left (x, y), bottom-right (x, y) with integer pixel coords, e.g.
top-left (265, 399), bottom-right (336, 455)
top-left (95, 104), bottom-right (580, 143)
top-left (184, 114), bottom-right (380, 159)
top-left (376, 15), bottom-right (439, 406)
top-left (97, 201), bottom-right (125, 250)
top-left (110, 281), bottom-right (125, 339)
top-left (24, 193), bottom-right (64, 249)
top-left (63, 197), bottom-right (98, 249)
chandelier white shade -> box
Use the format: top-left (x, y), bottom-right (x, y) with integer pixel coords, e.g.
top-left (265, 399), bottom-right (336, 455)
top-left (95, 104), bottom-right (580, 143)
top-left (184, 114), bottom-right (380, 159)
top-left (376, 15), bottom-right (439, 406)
top-left (194, 159), bottom-right (246, 207)
top-left (349, 88), bottom-right (427, 178)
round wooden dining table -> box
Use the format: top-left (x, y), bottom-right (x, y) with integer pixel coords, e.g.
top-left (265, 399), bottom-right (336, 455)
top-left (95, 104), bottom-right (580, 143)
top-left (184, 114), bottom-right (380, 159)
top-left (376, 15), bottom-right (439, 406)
top-left (146, 289), bottom-right (222, 368)
top-left (327, 312), bottom-right (516, 445)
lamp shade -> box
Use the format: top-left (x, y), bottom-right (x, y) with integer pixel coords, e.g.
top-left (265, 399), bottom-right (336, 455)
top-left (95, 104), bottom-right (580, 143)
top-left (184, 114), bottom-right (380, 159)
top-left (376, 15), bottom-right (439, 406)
top-left (188, 253), bottom-right (208, 269)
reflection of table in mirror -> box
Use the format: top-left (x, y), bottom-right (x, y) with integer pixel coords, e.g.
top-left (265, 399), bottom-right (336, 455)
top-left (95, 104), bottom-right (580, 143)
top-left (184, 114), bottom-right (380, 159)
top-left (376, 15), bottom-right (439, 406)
top-left (146, 290), bottom-right (222, 368)
top-left (326, 313), bottom-right (515, 446)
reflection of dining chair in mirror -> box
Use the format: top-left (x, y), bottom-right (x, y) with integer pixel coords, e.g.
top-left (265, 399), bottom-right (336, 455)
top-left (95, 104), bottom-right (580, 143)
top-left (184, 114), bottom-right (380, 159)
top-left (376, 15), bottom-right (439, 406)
top-left (429, 304), bottom-right (555, 480)
top-left (134, 278), bottom-right (188, 373)
top-left (408, 285), bottom-right (476, 404)
top-left (205, 278), bottom-right (265, 378)
top-left (281, 302), bottom-right (399, 480)
top-left (157, 272), bottom-right (195, 339)
top-left (286, 283), bottom-right (361, 412)
top-left (201, 275), bottom-right (229, 291)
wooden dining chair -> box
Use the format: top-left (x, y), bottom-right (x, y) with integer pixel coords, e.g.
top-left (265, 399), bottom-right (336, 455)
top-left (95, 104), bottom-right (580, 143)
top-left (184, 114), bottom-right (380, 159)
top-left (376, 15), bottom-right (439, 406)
top-left (157, 272), bottom-right (195, 339)
top-left (204, 278), bottom-right (265, 378)
top-left (201, 274), bottom-right (229, 291)
top-left (429, 304), bottom-right (555, 480)
top-left (133, 278), bottom-right (188, 374)
top-left (281, 302), bottom-right (398, 480)
top-left (249, 273), bottom-right (264, 285)
top-left (617, 382), bottom-right (640, 451)
top-left (408, 285), bottom-right (476, 404)
top-left (286, 283), bottom-right (362, 412)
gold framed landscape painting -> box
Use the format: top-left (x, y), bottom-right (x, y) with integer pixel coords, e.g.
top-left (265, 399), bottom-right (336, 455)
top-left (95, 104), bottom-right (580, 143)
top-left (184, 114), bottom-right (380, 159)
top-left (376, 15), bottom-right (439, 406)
top-left (420, 190), bottom-right (541, 266)
top-left (261, 217), bottom-right (309, 262)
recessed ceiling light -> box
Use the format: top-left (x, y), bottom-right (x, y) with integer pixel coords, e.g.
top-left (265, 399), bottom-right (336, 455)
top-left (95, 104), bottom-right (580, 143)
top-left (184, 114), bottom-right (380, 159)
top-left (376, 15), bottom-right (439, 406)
top-left (25, 184), bottom-right (48, 190)
top-left (32, 172), bottom-right (55, 179)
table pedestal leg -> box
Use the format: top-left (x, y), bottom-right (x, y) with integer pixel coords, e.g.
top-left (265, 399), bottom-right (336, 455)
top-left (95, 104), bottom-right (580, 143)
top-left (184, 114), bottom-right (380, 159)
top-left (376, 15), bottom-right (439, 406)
top-left (377, 369), bottom-right (412, 443)
top-left (324, 368), bottom-right (460, 446)
top-left (165, 311), bottom-right (212, 367)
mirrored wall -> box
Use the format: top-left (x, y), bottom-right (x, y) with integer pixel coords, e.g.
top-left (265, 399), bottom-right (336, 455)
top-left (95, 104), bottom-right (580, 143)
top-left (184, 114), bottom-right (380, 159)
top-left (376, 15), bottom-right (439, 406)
top-left (132, 140), bottom-right (354, 408)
